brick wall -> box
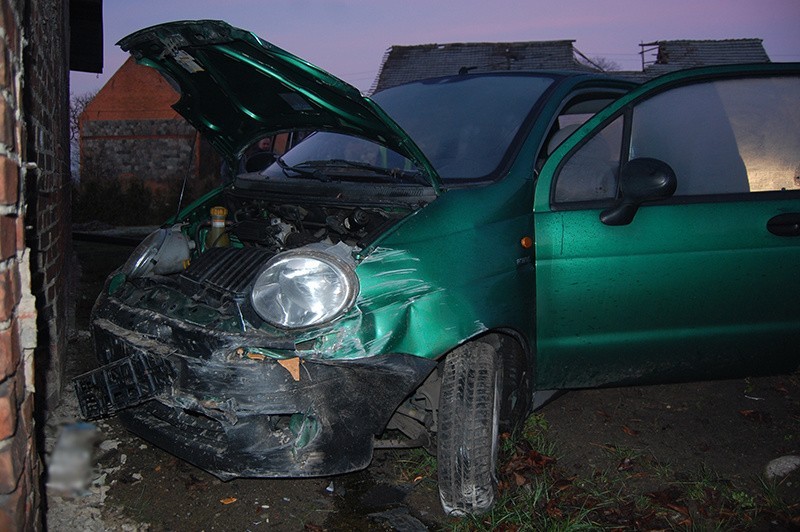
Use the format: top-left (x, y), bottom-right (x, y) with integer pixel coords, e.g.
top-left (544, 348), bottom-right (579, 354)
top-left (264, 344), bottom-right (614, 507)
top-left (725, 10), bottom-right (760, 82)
top-left (24, 0), bottom-right (72, 414)
top-left (81, 119), bottom-right (198, 182)
top-left (0, 0), bottom-right (72, 528)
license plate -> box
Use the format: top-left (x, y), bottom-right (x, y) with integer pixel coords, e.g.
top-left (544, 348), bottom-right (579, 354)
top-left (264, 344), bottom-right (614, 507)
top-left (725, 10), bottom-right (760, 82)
top-left (73, 352), bottom-right (173, 420)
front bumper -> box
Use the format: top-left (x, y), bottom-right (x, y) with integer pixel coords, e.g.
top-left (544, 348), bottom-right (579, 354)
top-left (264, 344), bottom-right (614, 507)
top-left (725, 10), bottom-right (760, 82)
top-left (75, 301), bottom-right (435, 479)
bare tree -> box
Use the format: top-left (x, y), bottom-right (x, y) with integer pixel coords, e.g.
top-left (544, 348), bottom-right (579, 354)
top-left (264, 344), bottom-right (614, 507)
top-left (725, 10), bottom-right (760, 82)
top-left (588, 56), bottom-right (621, 72)
top-left (69, 91), bottom-right (97, 180)
top-left (575, 51), bottom-right (621, 72)
top-left (70, 91), bottom-right (97, 141)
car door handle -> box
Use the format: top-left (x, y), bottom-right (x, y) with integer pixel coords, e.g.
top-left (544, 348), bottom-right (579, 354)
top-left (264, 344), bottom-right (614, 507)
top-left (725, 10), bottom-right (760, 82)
top-left (767, 213), bottom-right (800, 236)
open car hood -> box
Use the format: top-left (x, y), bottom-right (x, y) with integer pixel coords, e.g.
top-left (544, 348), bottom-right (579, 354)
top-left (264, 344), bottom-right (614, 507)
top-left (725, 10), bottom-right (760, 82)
top-left (118, 20), bottom-right (439, 187)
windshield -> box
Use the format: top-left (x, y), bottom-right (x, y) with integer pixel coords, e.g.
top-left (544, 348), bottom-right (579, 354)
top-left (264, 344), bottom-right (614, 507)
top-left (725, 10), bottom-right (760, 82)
top-left (260, 74), bottom-right (555, 183)
top-left (375, 74), bottom-right (554, 180)
top-left (271, 132), bottom-right (423, 183)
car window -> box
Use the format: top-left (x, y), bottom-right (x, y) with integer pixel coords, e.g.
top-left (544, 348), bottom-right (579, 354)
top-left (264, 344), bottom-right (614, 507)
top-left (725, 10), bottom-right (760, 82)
top-left (629, 76), bottom-right (800, 196)
top-left (373, 75), bottom-right (555, 181)
top-left (553, 75), bottom-right (800, 203)
top-left (553, 116), bottom-right (623, 202)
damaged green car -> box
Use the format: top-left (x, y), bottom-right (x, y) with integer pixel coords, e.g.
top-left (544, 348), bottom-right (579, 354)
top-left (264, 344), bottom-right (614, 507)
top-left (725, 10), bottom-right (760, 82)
top-left (75, 20), bottom-right (800, 516)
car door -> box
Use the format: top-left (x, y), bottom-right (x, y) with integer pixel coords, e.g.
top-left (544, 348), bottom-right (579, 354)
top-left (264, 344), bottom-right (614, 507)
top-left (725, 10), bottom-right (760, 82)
top-left (533, 64), bottom-right (800, 390)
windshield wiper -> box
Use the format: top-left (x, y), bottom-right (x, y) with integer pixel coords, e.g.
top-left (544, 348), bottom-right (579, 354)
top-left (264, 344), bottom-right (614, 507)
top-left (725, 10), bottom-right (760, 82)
top-left (275, 157), bottom-right (331, 182)
top-left (322, 159), bottom-right (430, 185)
top-left (277, 157), bottom-right (430, 186)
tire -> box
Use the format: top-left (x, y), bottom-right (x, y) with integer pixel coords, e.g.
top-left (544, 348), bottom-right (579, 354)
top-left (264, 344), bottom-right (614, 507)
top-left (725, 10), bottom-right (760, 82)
top-left (437, 342), bottom-right (502, 516)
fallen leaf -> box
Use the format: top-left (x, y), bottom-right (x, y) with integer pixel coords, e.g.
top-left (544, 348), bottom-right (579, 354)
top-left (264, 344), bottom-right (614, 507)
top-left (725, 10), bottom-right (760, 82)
top-left (513, 472), bottom-right (526, 486)
top-left (622, 425), bottom-right (640, 436)
top-left (552, 477), bottom-right (574, 493)
top-left (304, 524), bottom-right (324, 532)
top-left (646, 487), bottom-right (684, 507)
top-left (773, 383), bottom-right (789, 395)
top-left (666, 503), bottom-right (690, 516)
top-left (595, 409), bottom-right (611, 420)
top-left (738, 409), bottom-right (771, 423)
top-left (220, 497), bottom-right (237, 505)
top-left (545, 499), bottom-right (563, 518)
top-left (502, 448), bottom-right (556, 478)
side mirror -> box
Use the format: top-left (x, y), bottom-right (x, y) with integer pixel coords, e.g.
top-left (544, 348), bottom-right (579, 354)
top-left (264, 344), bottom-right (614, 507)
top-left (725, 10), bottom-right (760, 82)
top-left (600, 157), bottom-right (677, 226)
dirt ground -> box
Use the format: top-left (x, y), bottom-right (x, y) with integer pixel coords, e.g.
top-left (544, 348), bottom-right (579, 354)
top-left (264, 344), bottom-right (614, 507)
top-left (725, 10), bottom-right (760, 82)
top-left (44, 240), bottom-right (800, 531)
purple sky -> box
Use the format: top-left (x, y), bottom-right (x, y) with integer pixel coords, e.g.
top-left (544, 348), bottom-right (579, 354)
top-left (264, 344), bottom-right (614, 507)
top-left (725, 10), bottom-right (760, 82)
top-left (70, 0), bottom-right (800, 95)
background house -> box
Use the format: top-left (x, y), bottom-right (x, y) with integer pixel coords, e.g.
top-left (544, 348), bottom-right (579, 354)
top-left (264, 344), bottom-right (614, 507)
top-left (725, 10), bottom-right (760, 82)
top-left (641, 38), bottom-right (770, 78)
top-left (371, 40), bottom-right (597, 92)
top-left (371, 38), bottom-right (772, 91)
top-left (78, 57), bottom-right (219, 204)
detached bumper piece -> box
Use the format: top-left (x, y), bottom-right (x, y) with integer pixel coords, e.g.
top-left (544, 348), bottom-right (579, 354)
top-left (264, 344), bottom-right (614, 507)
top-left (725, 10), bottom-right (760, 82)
top-left (73, 352), bottom-right (174, 420)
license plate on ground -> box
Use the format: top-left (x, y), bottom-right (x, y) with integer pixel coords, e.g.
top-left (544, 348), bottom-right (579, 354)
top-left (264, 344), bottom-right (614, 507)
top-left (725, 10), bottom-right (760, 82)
top-left (73, 352), bottom-right (173, 420)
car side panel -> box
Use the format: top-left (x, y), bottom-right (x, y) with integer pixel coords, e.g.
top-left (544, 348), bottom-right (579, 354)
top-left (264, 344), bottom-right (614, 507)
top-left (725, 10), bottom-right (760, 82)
top-left (534, 196), bottom-right (800, 389)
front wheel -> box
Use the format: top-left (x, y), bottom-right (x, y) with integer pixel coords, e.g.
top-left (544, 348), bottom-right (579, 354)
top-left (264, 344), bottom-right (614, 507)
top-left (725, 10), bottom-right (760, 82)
top-left (436, 342), bottom-right (502, 516)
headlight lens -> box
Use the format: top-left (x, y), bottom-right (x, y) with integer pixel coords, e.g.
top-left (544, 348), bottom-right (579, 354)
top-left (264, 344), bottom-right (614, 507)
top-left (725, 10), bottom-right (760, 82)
top-left (120, 226), bottom-right (191, 278)
top-left (250, 250), bottom-right (359, 329)
top-left (120, 229), bottom-right (167, 278)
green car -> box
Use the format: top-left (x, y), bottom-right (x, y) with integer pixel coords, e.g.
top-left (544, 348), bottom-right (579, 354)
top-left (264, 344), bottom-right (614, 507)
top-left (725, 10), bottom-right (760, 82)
top-left (74, 20), bottom-right (800, 515)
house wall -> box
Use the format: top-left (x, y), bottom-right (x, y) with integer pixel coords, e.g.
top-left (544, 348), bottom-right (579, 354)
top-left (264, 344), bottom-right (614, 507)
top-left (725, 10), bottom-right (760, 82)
top-left (78, 57), bottom-right (219, 190)
top-left (0, 0), bottom-right (72, 528)
top-left (81, 119), bottom-right (198, 182)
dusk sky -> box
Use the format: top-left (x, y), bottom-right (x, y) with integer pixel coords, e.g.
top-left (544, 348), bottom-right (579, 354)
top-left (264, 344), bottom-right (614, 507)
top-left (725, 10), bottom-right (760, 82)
top-left (70, 0), bottom-right (800, 95)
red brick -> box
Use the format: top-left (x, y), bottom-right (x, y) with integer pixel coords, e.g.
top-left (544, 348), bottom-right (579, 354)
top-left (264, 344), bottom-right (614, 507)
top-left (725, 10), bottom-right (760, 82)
top-left (0, 98), bottom-right (14, 150)
top-left (0, 38), bottom-right (7, 90)
top-left (17, 393), bottom-right (32, 444)
top-left (85, 57), bottom-right (181, 121)
top-left (0, 472), bottom-right (26, 531)
top-left (0, 322), bottom-right (20, 381)
top-left (14, 216), bottom-right (23, 253)
top-left (1, 3), bottom-right (19, 57)
top-left (0, 158), bottom-right (18, 205)
top-left (0, 428), bottom-right (25, 494)
top-left (0, 375), bottom-right (17, 441)
top-left (0, 267), bottom-right (19, 322)
top-left (0, 215), bottom-right (15, 261)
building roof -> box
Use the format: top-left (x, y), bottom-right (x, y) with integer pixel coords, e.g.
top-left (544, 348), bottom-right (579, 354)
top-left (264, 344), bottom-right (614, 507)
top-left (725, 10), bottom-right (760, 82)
top-left (371, 40), bottom-right (596, 92)
top-left (80, 57), bottom-right (182, 122)
top-left (642, 39), bottom-right (769, 76)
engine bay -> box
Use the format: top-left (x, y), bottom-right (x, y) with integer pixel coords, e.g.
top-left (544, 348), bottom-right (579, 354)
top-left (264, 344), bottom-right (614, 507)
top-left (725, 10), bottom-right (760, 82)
top-left (217, 196), bottom-right (402, 254)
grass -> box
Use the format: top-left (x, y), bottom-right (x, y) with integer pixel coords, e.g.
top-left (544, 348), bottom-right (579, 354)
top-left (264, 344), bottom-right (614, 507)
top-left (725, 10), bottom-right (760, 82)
top-left (391, 409), bottom-right (800, 530)
top-left (394, 447), bottom-right (437, 483)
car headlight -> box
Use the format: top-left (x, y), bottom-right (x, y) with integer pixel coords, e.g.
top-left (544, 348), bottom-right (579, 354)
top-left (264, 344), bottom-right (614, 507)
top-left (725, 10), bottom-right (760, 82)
top-left (121, 226), bottom-right (191, 278)
top-left (250, 249), bottom-right (359, 329)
